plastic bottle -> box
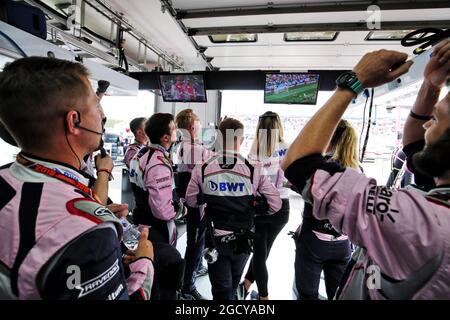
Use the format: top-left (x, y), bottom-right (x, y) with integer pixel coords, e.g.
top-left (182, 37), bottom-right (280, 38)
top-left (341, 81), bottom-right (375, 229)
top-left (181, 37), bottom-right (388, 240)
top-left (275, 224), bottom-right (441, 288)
top-left (120, 218), bottom-right (140, 250)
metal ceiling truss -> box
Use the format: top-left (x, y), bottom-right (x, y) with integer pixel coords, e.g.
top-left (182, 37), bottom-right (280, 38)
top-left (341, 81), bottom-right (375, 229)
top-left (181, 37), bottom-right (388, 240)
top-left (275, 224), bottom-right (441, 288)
top-left (25, 0), bottom-right (183, 71)
top-left (188, 20), bottom-right (450, 36)
top-left (84, 0), bottom-right (183, 69)
top-left (175, 0), bottom-right (450, 19)
top-left (24, 0), bottom-right (124, 66)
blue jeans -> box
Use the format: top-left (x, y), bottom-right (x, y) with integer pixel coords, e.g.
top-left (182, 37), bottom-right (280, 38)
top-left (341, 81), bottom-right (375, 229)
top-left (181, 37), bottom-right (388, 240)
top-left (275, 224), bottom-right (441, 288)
top-left (294, 226), bottom-right (351, 300)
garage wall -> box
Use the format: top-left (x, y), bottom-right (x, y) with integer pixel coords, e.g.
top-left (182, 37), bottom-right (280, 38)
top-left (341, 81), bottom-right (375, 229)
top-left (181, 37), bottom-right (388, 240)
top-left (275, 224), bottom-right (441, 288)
top-left (155, 90), bottom-right (220, 127)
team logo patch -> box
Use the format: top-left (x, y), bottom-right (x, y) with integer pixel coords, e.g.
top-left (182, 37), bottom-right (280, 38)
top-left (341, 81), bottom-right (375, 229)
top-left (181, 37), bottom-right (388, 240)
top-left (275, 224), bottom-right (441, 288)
top-left (71, 200), bottom-right (113, 217)
top-left (209, 181), bottom-right (218, 191)
top-left (67, 199), bottom-right (115, 224)
top-left (77, 259), bottom-right (120, 298)
top-left (94, 207), bottom-right (113, 217)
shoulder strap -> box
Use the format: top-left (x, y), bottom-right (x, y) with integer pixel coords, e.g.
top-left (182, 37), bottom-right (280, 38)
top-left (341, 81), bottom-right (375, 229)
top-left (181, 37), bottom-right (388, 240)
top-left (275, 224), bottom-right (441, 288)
top-left (201, 154), bottom-right (220, 183)
top-left (136, 146), bottom-right (149, 160)
top-left (201, 154), bottom-right (255, 183)
top-left (142, 148), bottom-right (167, 179)
top-left (179, 145), bottom-right (184, 158)
top-left (146, 148), bottom-right (157, 166)
top-left (243, 157), bottom-right (254, 184)
top-left (0, 175), bottom-right (16, 211)
top-left (10, 182), bottom-right (43, 296)
top-left (425, 195), bottom-right (450, 208)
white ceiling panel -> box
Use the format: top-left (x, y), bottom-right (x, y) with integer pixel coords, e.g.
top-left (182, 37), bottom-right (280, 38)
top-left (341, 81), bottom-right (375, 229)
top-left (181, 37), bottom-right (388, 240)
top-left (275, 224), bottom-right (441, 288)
top-left (211, 55), bottom-right (364, 70)
top-left (203, 43), bottom-right (411, 59)
top-left (207, 44), bottom-right (413, 70)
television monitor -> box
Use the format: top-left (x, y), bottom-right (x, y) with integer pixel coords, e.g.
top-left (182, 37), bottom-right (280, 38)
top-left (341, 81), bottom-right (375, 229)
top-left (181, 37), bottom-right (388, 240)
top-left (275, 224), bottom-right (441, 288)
top-left (264, 73), bottom-right (320, 105)
top-left (159, 73), bottom-right (207, 103)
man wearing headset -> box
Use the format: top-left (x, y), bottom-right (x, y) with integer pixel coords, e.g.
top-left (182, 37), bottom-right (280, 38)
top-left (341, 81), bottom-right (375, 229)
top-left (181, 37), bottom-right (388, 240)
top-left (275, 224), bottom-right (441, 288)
top-left (0, 57), bottom-right (153, 299)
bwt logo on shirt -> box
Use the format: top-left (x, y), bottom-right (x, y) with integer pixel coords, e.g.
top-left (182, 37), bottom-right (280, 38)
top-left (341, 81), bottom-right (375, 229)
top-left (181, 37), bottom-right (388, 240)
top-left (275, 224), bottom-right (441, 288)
top-left (209, 181), bottom-right (245, 192)
top-left (277, 149), bottom-right (287, 157)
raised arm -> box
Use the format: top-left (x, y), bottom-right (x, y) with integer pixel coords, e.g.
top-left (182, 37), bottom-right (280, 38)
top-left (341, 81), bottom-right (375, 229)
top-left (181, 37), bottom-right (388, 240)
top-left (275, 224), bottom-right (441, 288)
top-left (403, 39), bottom-right (450, 146)
top-left (282, 50), bottom-right (413, 171)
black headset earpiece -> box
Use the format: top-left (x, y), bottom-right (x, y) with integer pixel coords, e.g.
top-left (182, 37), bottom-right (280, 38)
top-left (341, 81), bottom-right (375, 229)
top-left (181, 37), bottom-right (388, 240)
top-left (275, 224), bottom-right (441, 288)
top-left (74, 110), bottom-right (81, 127)
top-left (68, 110), bottom-right (103, 136)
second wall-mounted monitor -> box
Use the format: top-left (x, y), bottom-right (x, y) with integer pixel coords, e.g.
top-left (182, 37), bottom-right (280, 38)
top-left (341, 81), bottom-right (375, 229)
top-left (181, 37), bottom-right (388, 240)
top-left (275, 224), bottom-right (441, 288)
top-left (159, 73), bottom-right (207, 103)
top-left (264, 73), bottom-right (320, 105)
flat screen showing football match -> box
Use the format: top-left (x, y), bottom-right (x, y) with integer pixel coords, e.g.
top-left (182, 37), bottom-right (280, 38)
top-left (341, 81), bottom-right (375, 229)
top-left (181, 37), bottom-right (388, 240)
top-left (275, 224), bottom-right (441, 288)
top-left (264, 73), bottom-right (320, 105)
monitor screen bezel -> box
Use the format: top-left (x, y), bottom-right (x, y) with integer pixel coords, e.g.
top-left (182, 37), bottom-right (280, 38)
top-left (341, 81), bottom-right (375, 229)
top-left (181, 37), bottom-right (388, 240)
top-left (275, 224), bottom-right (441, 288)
top-left (264, 72), bottom-right (320, 105)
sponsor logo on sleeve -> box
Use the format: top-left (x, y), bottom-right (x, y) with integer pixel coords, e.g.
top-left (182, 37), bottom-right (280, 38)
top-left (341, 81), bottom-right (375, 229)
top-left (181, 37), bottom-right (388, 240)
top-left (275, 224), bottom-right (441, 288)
top-left (156, 176), bottom-right (171, 184)
top-left (93, 206), bottom-right (113, 217)
top-left (76, 259), bottom-right (120, 298)
top-left (366, 186), bottom-right (398, 223)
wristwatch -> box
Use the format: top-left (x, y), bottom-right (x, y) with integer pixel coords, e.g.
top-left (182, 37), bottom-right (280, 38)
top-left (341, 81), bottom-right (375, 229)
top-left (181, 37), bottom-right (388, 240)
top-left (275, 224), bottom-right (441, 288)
top-left (336, 71), bottom-right (364, 97)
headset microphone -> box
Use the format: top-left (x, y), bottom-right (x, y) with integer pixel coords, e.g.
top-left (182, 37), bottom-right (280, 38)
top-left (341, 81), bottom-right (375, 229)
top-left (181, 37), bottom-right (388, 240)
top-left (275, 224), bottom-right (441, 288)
top-left (74, 111), bottom-right (104, 135)
top-left (76, 125), bottom-right (104, 135)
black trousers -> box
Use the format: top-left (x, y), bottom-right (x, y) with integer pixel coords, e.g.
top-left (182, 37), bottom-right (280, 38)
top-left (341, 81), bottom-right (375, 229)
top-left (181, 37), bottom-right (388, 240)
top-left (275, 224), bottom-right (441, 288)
top-left (208, 241), bottom-right (249, 300)
top-left (182, 205), bottom-right (207, 292)
top-left (148, 235), bottom-right (185, 300)
top-left (133, 207), bottom-right (175, 246)
top-left (245, 198), bottom-right (290, 297)
top-left (294, 226), bottom-right (351, 300)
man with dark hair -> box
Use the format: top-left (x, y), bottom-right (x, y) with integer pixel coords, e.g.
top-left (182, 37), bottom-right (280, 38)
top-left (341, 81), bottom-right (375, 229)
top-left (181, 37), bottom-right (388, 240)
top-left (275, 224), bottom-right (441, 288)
top-left (186, 117), bottom-right (282, 300)
top-left (129, 112), bottom-right (187, 300)
top-left (124, 117), bottom-right (148, 169)
top-left (130, 112), bottom-right (186, 244)
top-left (0, 57), bottom-right (154, 300)
top-left (282, 41), bottom-right (450, 299)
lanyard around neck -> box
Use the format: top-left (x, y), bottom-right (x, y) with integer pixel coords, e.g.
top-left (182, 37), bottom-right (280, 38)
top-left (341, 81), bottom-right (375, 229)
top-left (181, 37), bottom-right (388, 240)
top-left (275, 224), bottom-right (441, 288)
top-left (17, 153), bottom-right (97, 200)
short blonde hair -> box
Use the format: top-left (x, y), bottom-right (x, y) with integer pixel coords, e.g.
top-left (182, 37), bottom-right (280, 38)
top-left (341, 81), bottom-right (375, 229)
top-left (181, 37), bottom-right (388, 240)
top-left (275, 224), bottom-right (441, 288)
top-left (175, 109), bottom-right (199, 130)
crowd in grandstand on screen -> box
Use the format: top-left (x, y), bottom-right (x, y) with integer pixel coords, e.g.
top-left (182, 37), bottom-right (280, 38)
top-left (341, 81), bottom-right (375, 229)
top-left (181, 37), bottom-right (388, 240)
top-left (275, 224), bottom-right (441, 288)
top-left (265, 74), bottom-right (319, 93)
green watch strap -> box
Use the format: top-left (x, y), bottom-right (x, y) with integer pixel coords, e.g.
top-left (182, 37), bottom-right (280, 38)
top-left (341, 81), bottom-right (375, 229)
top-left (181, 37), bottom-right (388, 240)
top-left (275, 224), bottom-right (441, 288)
top-left (350, 79), bottom-right (364, 95)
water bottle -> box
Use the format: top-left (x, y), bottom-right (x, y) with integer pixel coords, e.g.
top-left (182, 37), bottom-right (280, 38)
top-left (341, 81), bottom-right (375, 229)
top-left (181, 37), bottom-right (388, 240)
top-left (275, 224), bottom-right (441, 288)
top-left (120, 218), bottom-right (140, 251)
